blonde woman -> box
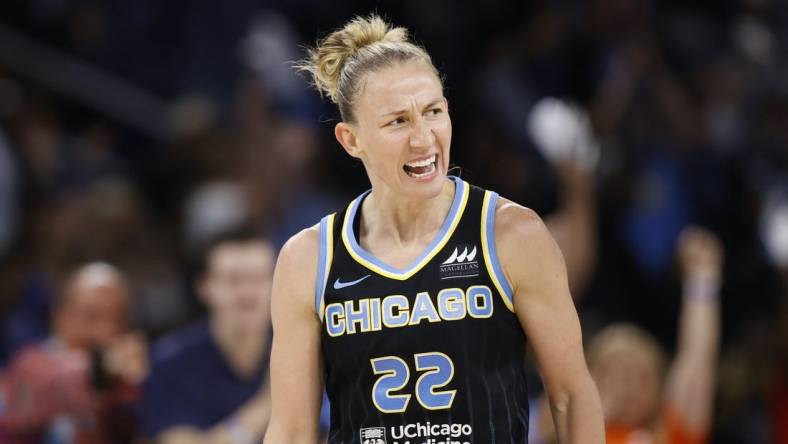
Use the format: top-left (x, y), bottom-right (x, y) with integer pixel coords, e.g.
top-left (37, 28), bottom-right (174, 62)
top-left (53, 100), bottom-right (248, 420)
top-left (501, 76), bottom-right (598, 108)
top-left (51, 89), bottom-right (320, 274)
top-left (264, 15), bottom-right (604, 444)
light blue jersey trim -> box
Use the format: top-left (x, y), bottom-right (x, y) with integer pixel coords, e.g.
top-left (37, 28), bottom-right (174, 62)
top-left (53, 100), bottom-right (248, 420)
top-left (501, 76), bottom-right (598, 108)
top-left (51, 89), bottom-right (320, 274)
top-left (343, 176), bottom-right (467, 277)
top-left (315, 215), bottom-right (332, 320)
top-left (485, 192), bottom-right (514, 306)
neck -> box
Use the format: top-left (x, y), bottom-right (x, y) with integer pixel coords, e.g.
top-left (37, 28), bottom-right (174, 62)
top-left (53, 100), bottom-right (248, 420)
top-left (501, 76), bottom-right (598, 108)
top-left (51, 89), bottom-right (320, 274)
top-left (362, 177), bottom-right (455, 245)
top-left (210, 317), bottom-right (269, 379)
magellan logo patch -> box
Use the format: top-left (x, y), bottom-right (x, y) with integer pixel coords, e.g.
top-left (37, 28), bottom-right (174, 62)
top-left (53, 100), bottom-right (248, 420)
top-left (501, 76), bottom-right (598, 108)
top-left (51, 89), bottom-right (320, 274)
top-left (360, 427), bottom-right (386, 444)
top-left (440, 245), bottom-right (480, 280)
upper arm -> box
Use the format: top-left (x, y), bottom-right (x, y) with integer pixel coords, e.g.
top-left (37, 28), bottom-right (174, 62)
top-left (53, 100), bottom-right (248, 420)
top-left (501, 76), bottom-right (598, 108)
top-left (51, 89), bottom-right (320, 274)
top-left (494, 200), bottom-right (592, 398)
top-left (265, 226), bottom-right (324, 442)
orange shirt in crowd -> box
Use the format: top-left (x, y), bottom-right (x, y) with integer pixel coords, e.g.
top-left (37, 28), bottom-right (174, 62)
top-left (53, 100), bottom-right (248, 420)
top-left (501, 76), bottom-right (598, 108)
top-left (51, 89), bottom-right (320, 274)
top-left (606, 405), bottom-right (707, 444)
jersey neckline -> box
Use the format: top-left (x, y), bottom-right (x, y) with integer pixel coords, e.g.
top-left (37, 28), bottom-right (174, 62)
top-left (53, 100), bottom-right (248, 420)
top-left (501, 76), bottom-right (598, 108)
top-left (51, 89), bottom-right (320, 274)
top-left (340, 176), bottom-right (470, 280)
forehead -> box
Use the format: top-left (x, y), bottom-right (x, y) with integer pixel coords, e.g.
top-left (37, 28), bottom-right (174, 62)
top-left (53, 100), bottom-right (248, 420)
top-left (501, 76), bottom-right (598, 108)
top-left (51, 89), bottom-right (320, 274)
top-left (209, 241), bottom-right (274, 270)
top-left (65, 282), bottom-right (128, 312)
top-left (357, 62), bottom-right (443, 113)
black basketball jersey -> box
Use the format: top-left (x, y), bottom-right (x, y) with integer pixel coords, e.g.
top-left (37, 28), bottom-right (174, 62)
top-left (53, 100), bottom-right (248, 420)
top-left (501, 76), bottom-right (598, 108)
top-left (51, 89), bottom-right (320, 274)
top-left (315, 177), bottom-right (530, 444)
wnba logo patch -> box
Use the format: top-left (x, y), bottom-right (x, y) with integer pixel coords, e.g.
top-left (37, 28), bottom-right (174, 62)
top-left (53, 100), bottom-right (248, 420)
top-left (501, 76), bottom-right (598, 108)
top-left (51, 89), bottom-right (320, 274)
top-left (360, 427), bottom-right (386, 444)
top-left (440, 245), bottom-right (480, 280)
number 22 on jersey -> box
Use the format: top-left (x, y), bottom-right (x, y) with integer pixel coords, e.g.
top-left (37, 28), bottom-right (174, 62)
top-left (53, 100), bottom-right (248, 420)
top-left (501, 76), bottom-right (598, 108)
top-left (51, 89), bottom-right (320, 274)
top-left (370, 352), bottom-right (456, 413)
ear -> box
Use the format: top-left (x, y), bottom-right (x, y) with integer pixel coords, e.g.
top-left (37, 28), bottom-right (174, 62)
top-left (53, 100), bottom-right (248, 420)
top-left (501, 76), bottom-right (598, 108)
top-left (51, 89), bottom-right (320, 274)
top-left (335, 122), bottom-right (363, 159)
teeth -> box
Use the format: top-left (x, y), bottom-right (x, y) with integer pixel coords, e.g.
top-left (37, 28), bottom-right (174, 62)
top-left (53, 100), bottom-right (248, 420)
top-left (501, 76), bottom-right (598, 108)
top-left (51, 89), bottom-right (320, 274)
top-left (408, 162), bottom-right (436, 178)
top-left (406, 155), bottom-right (436, 168)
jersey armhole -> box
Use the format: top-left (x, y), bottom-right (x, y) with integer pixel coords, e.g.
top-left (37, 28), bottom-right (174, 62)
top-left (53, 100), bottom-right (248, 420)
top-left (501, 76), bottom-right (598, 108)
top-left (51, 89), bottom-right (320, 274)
top-left (480, 191), bottom-right (515, 312)
top-left (315, 214), bottom-right (335, 321)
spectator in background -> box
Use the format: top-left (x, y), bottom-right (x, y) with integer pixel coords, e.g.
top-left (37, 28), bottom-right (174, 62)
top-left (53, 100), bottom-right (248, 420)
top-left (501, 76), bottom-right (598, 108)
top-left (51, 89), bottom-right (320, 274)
top-left (140, 227), bottom-right (274, 444)
top-left (0, 262), bottom-right (147, 444)
top-left (527, 97), bottom-right (600, 298)
top-left (531, 226), bottom-right (723, 444)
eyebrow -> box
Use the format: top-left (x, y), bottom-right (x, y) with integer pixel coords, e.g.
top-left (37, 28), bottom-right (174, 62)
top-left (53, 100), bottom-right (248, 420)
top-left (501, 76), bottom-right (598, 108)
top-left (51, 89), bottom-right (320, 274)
top-left (379, 99), bottom-right (444, 117)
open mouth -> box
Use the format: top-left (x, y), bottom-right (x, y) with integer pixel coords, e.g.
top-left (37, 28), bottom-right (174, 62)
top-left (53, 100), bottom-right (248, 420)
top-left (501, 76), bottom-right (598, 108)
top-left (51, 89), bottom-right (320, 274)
top-left (403, 154), bottom-right (437, 178)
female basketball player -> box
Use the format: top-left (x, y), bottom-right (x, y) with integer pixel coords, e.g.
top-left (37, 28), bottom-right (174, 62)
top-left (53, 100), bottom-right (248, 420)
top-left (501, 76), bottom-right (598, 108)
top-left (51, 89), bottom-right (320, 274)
top-left (264, 15), bottom-right (604, 444)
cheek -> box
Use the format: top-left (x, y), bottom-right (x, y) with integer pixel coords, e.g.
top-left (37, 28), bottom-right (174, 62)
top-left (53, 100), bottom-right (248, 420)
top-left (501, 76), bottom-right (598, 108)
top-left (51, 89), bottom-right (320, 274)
top-left (640, 371), bottom-right (662, 408)
top-left (202, 284), bottom-right (228, 310)
top-left (434, 119), bottom-right (452, 153)
top-left (442, 116), bottom-right (452, 134)
top-left (361, 134), bottom-right (406, 171)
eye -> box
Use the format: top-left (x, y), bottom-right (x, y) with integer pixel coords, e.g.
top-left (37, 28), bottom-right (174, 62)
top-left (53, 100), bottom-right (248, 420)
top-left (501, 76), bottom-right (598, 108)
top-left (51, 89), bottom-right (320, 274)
top-left (388, 117), bottom-right (406, 127)
top-left (426, 108), bottom-right (443, 117)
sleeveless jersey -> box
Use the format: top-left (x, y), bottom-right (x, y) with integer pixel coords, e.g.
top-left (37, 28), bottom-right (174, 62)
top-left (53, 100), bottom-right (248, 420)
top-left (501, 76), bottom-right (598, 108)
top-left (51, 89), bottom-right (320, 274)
top-left (315, 177), bottom-right (530, 444)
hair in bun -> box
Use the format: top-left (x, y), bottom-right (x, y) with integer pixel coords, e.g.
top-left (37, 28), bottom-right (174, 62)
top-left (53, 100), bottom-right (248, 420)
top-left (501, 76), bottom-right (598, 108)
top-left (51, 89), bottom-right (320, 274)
top-left (296, 14), bottom-right (439, 122)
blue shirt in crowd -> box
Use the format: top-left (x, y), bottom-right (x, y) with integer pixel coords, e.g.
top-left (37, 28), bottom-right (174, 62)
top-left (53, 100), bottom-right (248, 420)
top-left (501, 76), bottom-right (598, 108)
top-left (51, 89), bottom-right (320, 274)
top-left (140, 321), bottom-right (268, 438)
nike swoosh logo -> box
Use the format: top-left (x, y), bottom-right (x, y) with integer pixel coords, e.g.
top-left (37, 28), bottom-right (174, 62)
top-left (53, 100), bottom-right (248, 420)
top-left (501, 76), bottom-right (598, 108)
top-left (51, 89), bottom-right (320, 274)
top-left (333, 274), bottom-right (372, 290)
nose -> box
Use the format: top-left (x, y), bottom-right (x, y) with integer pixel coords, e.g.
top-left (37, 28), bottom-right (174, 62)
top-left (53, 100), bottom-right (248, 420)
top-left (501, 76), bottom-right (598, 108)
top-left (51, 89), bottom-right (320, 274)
top-left (409, 116), bottom-right (435, 150)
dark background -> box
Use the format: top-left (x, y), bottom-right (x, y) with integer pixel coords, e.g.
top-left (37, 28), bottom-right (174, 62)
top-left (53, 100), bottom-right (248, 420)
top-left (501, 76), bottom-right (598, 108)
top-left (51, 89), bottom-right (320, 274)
top-left (0, 1), bottom-right (786, 442)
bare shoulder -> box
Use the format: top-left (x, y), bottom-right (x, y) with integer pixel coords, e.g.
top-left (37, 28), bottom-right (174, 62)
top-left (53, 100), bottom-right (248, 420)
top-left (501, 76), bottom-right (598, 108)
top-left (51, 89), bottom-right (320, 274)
top-left (277, 223), bottom-right (320, 272)
top-left (494, 197), bottom-right (553, 249)
top-left (272, 224), bottom-right (321, 311)
top-left (493, 197), bottom-right (567, 292)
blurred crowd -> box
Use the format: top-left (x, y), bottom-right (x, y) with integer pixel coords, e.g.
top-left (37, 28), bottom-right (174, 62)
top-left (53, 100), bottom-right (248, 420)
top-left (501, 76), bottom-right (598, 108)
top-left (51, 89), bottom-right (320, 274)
top-left (0, 0), bottom-right (786, 443)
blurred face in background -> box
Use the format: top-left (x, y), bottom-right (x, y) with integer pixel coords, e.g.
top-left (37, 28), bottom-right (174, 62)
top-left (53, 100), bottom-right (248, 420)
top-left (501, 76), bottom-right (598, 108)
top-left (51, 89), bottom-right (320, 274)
top-left (54, 263), bottom-right (130, 350)
top-left (200, 240), bottom-right (274, 331)
top-left (590, 340), bottom-right (663, 427)
top-left (340, 60), bottom-right (451, 201)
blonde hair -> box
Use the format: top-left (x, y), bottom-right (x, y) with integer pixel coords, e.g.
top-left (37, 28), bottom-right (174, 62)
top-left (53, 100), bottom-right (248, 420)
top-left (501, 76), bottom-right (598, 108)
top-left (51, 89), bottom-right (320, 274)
top-left (587, 323), bottom-right (668, 379)
top-left (296, 14), bottom-right (440, 122)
